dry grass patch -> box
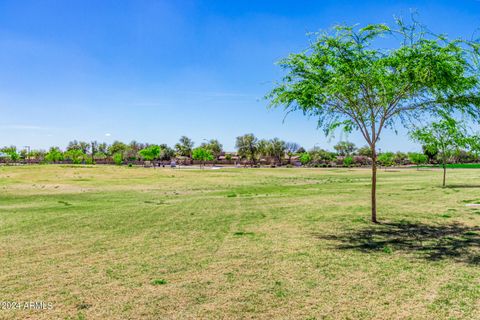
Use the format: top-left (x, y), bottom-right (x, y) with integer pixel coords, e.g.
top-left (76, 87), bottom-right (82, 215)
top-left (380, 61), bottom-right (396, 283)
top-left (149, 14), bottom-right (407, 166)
top-left (0, 165), bottom-right (479, 319)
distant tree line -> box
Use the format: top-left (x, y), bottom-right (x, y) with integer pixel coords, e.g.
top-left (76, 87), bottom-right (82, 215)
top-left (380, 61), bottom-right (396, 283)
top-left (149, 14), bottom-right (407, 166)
top-left (1, 133), bottom-right (479, 168)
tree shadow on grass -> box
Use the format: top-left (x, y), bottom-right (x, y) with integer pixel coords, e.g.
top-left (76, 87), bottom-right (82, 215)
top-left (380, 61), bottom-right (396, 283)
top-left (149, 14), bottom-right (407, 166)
top-left (314, 222), bottom-right (480, 265)
top-left (445, 184), bottom-right (480, 189)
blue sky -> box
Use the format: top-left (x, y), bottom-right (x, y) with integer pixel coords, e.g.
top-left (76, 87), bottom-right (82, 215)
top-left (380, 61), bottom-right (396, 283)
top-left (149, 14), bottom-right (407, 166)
top-left (1, 0), bottom-right (479, 152)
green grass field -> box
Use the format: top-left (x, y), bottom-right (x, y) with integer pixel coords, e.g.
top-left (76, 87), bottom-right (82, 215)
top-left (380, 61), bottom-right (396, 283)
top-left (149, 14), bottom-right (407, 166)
top-left (0, 166), bottom-right (479, 319)
top-left (417, 163), bottom-right (480, 169)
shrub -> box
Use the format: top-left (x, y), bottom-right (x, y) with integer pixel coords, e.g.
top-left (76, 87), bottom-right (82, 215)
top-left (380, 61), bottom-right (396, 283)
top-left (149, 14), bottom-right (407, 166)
top-left (45, 147), bottom-right (64, 163)
top-left (394, 152), bottom-right (408, 165)
top-left (139, 145), bottom-right (160, 161)
top-left (408, 152), bottom-right (428, 167)
top-left (113, 153), bottom-right (123, 165)
top-left (192, 147), bottom-right (214, 167)
top-left (2, 146), bottom-right (19, 163)
top-left (299, 152), bottom-right (312, 165)
top-left (93, 152), bottom-right (107, 160)
top-left (64, 149), bottom-right (86, 164)
top-left (343, 156), bottom-right (353, 167)
top-left (378, 152), bottom-right (395, 168)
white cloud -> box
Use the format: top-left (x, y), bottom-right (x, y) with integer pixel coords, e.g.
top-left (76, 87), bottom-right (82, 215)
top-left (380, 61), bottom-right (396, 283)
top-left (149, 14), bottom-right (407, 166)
top-left (105, 133), bottom-right (111, 137)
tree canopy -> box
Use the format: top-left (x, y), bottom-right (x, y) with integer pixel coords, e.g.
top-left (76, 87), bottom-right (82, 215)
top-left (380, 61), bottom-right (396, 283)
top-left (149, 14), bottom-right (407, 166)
top-left (192, 147), bottom-right (214, 167)
top-left (175, 136), bottom-right (194, 157)
top-left (139, 145), bottom-right (161, 161)
top-left (408, 152), bottom-right (428, 169)
top-left (411, 112), bottom-right (479, 186)
top-left (334, 141), bottom-right (356, 156)
top-left (235, 134), bottom-right (259, 165)
top-left (64, 149), bottom-right (86, 164)
top-left (45, 147), bottom-right (64, 163)
top-left (200, 139), bottom-right (223, 158)
top-left (267, 17), bottom-right (480, 222)
top-left (267, 138), bottom-right (286, 165)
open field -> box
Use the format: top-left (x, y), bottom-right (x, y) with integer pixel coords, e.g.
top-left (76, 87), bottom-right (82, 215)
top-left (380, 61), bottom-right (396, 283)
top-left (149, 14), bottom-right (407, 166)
top-left (418, 164), bottom-right (480, 169)
top-left (0, 165), bottom-right (479, 319)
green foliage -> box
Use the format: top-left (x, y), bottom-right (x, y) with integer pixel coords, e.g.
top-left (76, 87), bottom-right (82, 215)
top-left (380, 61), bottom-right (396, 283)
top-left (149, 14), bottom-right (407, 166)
top-left (422, 145), bottom-right (438, 163)
top-left (8, 150), bottom-right (19, 162)
top-left (267, 138), bottom-right (286, 164)
top-left (266, 17), bottom-right (480, 221)
top-left (299, 152), bottom-right (312, 165)
top-left (158, 144), bottom-right (175, 161)
top-left (343, 156), bottom-right (354, 167)
top-left (200, 139), bottom-right (223, 158)
top-left (456, 149), bottom-right (479, 163)
top-left (310, 148), bottom-right (335, 164)
top-left (108, 141), bottom-right (128, 156)
top-left (93, 152), bottom-right (107, 160)
top-left (377, 152), bottom-right (395, 167)
top-left (26, 149), bottom-right (45, 161)
top-left (113, 153), bottom-right (123, 165)
top-left (394, 152), bottom-right (408, 165)
top-left (235, 134), bottom-right (258, 164)
top-left (45, 147), bottom-right (64, 163)
top-left (2, 146), bottom-right (20, 163)
top-left (175, 136), bottom-right (194, 157)
top-left (67, 140), bottom-right (90, 154)
top-left (408, 152), bottom-right (428, 166)
top-left (124, 148), bottom-right (139, 161)
top-left (19, 149), bottom-right (28, 160)
top-left (139, 145), bottom-right (161, 161)
top-left (357, 146), bottom-right (373, 157)
top-left (192, 147), bottom-right (214, 166)
top-left (256, 139), bottom-right (270, 158)
top-left (334, 141), bottom-right (356, 156)
top-left (150, 279), bottom-right (167, 285)
top-left (128, 140), bottom-right (143, 153)
top-left (267, 20), bottom-right (480, 138)
top-left (412, 114), bottom-right (472, 161)
top-left (285, 142), bottom-right (301, 161)
top-left (98, 142), bottom-right (109, 155)
top-left (64, 149), bottom-right (86, 164)
top-left (411, 113), bottom-right (479, 186)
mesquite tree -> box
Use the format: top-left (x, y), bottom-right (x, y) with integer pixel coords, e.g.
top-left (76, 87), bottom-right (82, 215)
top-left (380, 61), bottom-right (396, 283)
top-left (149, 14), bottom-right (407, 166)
top-left (267, 19), bottom-right (480, 223)
top-left (411, 113), bottom-right (479, 187)
top-left (192, 147), bottom-right (214, 168)
top-left (235, 134), bottom-right (259, 165)
top-left (139, 145), bottom-right (161, 161)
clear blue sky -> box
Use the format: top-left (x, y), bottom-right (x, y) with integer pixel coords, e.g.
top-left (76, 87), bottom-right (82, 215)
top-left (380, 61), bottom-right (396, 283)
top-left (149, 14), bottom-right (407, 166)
top-left (1, 0), bottom-right (479, 151)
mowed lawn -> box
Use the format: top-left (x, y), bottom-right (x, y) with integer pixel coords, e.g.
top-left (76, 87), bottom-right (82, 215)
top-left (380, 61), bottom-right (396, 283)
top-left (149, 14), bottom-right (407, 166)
top-left (0, 166), bottom-right (479, 320)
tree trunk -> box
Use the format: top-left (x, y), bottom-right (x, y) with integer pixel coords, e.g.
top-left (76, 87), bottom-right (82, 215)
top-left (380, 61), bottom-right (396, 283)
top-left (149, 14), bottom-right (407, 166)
top-left (371, 148), bottom-right (378, 223)
top-left (442, 163), bottom-right (446, 187)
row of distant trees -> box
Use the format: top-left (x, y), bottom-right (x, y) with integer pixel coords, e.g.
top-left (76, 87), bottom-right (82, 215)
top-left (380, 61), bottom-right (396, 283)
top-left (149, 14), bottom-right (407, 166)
top-left (2, 132), bottom-right (479, 168)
